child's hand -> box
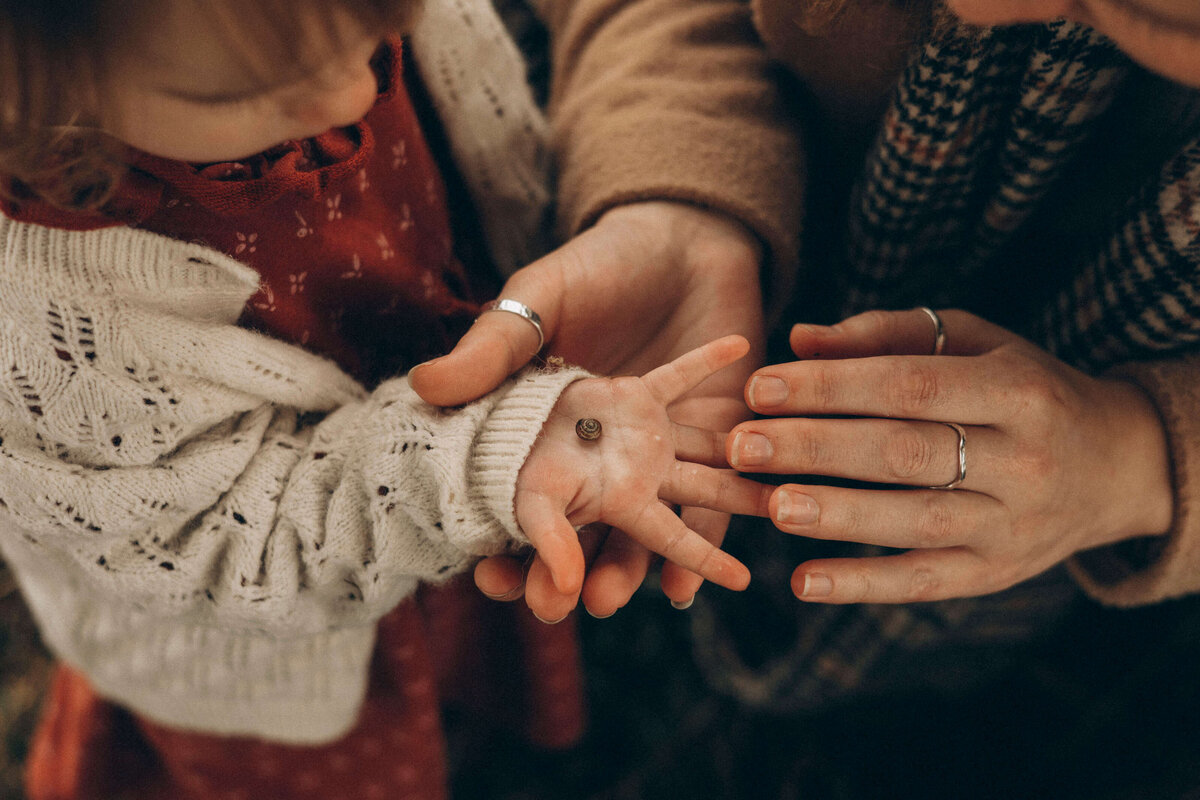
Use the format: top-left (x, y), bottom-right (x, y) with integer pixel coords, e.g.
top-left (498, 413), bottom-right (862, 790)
top-left (514, 335), bottom-right (770, 621)
top-left (412, 201), bottom-right (765, 610)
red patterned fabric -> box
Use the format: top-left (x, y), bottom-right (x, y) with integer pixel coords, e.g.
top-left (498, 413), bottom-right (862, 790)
top-left (21, 38), bottom-right (585, 800)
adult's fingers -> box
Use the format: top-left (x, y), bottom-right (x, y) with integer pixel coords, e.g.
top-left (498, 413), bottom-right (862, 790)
top-left (474, 555), bottom-right (527, 601)
top-left (744, 354), bottom-right (1015, 425)
top-left (673, 424), bottom-right (731, 468)
top-left (662, 462), bottom-right (772, 517)
top-left (409, 265), bottom-right (562, 406)
top-left (767, 483), bottom-right (1003, 550)
top-left (728, 417), bottom-right (998, 492)
top-left (790, 547), bottom-right (995, 604)
top-left (642, 335), bottom-right (749, 406)
top-left (788, 308), bottom-right (1015, 360)
top-left (579, 529), bottom-right (654, 618)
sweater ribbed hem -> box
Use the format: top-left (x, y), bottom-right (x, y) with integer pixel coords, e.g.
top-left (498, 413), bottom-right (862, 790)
top-left (473, 365), bottom-right (591, 544)
top-left (8, 545), bottom-right (379, 743)
top-left (1069, 358), bottom-right (1200, 606)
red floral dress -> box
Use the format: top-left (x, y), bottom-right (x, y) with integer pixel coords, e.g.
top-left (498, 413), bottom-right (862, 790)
top-left (10, 39), bottom-right (585, 800)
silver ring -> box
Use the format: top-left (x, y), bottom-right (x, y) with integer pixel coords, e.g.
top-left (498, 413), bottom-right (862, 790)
top-left (928, 422), bottom-right (967, 490)
top-left (917, 306), bottom-right (946, 356)
top-left (481, 299), bottom-right (544, 352)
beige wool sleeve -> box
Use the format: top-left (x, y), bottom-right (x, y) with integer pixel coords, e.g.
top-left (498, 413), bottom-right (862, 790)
top-left (1069, 355), bottom-right (1200, 606)
top-left (0, 219), bottom-right (586, 631)
top-left (0, 219), bottom-right (587, 740)
top-left (541, 0), bottom-right (806, 304)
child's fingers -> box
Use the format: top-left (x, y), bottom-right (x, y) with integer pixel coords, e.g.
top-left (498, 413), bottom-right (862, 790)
top-left (526, 524), bottom-right (606, 622)
top-left (788, 309), bottom-right (1008, 360)
top-left (474, 555), bottom-right (527, 601)
top-left (661, 463), bottom-right (772, 517)
top-left (642, 335), bottom-right (750, 405)
top-left (580, 529), bottom-right (654, 618)
top-left (659, 507), bottom-right (732, 605)
top-left (617, 502), bottom-right (750, 591)
top-left (672, 423), bottom-right (731, 467)
top-left (515, 491), bottom-right (585, 595)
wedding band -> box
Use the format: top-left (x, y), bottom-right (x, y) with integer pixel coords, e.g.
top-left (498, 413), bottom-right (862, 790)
top-left (917, 306), bottom-right (946, 356)
top-left (481, 299), bottom-right (544, 352)
top-left (929, 422), bottom-right (967, 490)
top-left (575, 418), bottom-right (602, 441)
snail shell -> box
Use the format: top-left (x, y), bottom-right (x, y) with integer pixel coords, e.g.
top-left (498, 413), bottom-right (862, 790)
top-left (575, 418), bottom-right (602, 441)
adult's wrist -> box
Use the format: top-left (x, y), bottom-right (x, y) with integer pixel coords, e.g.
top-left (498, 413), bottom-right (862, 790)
top-left (1097, 376), bottom-right (1173, 545)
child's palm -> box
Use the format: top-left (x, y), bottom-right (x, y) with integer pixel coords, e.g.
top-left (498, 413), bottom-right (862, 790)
top-left (515, 336), bottom-right (767, 601)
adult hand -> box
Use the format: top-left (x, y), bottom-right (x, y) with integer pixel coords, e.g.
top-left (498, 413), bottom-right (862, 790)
top-left (409, 201), bottom-right (765, 616)
top-left (727, 308), bottom-right (1174, 603)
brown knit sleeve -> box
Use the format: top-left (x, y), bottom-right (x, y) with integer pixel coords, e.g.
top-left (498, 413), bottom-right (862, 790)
top-left (1069, 355), bottom-right (1200, 606)
top-left (542, 0), bottom-right (805, 307)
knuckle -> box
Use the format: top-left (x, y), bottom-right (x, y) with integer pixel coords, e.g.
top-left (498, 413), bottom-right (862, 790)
top-left (853, 310), bottom-right (893, 340)
top-left (907, 566), bottom-right (943, 602)
top-left (1001, 361), bottom-right (1073, 421)
top-left (888, 364), bottom-right (944, 417)
top-left (832, 499), bottom-right (867, 540)
top-left (691, 546), bottom-right (718, 579)
top-left (1014, 379), bottom-right (1058, 417)
top-left (1012, 441), bottom-right (1056, 481)
top-left (881, 426), bottom-right (938, 481)
top-left (798, 429), bottom-right (829, 470)
top-left (916, 494), bottom-right (957, 546)
top-left (844, 568), bottom-right (873, 602)
top-left (808, 364), bottom-right (840, 410)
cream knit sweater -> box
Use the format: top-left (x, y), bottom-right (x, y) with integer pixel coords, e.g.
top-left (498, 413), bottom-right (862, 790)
top-left (0, 0), bottom-right (580, 744)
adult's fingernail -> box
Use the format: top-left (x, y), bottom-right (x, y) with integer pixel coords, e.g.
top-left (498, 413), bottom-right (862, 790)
top-left (748, 376), bottom-right (788, 407)
top-left (800, 573), bottom-right (833, 598)
top-left (482, 585), bottom-right (524, 602)
top-left (730, 431), bottom-right (772, 467)
top-left (671, 597), bottom-right (694, 610)
top-left (586, 607), bottom-right (616, 619)
top-left (776, 490), bottom-right (819, 525)
top-left (532, 611), bottom-right (569, 625)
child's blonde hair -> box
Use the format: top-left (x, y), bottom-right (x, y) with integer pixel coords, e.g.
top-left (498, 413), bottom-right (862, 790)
top-left (0, 0), bottom-right (422, 211)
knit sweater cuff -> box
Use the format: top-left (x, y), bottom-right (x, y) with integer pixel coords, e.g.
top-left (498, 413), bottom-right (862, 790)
top-left (471, 364), bottom-right (591, 547)
top-left (1068, 357), bottom-right (1200, 606)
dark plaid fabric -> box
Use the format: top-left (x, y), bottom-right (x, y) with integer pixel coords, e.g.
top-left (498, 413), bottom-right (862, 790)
top-left (846, 19), bottom-right (1200, 371)
top-left (691, 529), bottom-right (1080, 712)
top-left (694, 19), bottom-right (1200, 710)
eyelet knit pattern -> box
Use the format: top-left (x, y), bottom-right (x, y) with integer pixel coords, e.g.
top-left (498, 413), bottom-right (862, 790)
top-left (0, 215), bottom-right (586, 742)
